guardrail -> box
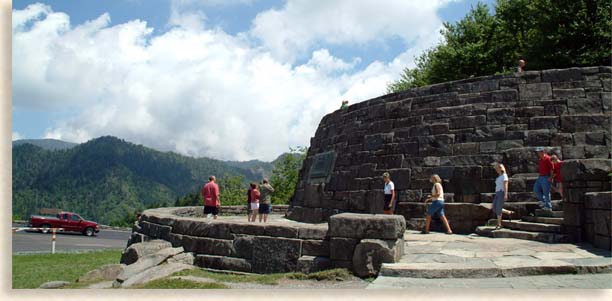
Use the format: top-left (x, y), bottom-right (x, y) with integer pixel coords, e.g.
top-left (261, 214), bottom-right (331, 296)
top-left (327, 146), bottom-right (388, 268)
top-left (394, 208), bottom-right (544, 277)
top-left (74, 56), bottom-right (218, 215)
top-left (12, 227), bottom-right (64, 254)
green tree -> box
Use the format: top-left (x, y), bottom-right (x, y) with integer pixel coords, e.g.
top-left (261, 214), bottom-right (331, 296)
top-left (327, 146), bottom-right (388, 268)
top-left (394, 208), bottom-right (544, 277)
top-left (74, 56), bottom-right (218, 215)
top-left (218, 174), bottom-right (247, 206)
top-left (270, 147), bottom-right (308, 204)
top-left (388, 0), bottom-right (611, 92)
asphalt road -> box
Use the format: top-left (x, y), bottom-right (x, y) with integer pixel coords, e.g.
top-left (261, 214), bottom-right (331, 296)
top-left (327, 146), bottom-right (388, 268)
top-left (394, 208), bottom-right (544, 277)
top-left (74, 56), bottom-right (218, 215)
top-left (12, 228), bottom-right (132, 253)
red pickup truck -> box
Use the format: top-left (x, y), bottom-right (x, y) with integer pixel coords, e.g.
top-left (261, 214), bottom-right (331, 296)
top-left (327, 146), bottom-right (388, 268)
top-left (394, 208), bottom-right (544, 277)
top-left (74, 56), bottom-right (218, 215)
top-left (29, 212), bottom-right (100, 236)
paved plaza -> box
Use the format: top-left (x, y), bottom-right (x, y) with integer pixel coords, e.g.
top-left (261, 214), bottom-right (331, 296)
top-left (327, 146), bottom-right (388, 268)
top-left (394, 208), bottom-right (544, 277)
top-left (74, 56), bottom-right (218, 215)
top-left (369, 230), bottom-right (612, 288)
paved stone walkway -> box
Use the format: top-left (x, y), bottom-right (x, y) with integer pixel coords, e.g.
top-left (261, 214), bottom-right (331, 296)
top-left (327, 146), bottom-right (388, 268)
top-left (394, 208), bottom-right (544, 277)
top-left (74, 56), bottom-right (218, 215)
top-left (380, 230), bottom-right (612, 279)
top-left (368, 273), bottom-right (612, 289)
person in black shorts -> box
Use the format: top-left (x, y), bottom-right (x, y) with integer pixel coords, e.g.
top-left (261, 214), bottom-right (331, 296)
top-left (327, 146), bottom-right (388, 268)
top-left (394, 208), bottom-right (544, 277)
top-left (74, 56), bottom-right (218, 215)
top-left (383, 172), bottom-right (396, 214)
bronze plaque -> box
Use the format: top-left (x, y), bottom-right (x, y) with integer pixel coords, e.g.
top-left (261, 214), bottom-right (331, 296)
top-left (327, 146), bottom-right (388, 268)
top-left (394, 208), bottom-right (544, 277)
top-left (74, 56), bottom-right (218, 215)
top-left (308, 151), bottom-right (336, 180)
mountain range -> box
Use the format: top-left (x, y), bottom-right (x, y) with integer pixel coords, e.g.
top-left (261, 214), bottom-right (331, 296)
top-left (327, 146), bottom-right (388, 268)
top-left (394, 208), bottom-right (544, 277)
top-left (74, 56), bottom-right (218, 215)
top-left (12, 136), bottom-right (280, 225)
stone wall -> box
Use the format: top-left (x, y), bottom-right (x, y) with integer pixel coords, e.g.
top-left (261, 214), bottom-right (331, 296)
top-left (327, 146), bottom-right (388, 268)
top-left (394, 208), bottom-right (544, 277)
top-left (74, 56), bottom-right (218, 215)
top-left (125, 207), bottom-right (405, 277)
top-left (561, 159), bottom-right (612, 250)
top-left (288, 66), bottom-right (612, 229)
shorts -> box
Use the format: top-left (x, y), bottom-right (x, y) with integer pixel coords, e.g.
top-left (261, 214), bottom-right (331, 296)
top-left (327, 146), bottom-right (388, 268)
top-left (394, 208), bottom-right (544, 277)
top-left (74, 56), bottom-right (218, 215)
top-left (492, 191), bottom-right (505, 216)
top-left (427, 200), bottom-right (445, 217)
top-left (384, 194), bottom-right (396, 212)
top-left (250, 202), bottom-right (259, 210)
top-left (204, 206), bottom-right (219, 216)
top-left (259, 203), bottom-right (271, 214)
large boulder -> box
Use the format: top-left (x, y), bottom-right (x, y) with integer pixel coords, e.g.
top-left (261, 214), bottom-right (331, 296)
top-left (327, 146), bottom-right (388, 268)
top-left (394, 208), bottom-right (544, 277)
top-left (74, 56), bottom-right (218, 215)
top-left (120, 240), bottom-right (172, 265)
top-left (119, 263), bottom-right (194, 288)
top-left (328, 213), bottom-right (406, 240)
top-left (352, 239), bottom-right (404, 277)
top-left (77, 264), bottom-right (126, 283)
top-left (116, 247), bottom-right (184, 283)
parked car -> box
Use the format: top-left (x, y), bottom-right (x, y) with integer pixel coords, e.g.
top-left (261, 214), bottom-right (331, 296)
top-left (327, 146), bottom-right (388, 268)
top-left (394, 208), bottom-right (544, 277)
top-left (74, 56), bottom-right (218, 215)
top-left (29, 212), bottom-right (100, 236)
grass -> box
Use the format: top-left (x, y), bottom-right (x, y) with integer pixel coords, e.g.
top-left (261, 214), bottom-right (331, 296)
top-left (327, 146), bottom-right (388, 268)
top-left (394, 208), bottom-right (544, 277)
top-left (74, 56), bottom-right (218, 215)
top-left (133, 278), bottom-right (229, 289)
top-left (12, 249), bottom-right (122, 289)
top-left (286, 269), bottom-right (352, 281)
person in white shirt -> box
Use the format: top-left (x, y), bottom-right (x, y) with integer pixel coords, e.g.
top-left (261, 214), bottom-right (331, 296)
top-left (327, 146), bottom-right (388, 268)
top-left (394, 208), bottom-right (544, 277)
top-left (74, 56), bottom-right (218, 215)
top-left (382, 172), bottom-right (396, 214)
top-left (423, 174), bottom-right (452, 234)
top-left (492, 163), bottom-right (515, 229)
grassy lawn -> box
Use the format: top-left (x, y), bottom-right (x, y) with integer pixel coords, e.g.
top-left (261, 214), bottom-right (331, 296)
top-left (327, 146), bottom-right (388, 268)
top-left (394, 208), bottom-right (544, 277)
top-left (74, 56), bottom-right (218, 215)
top-left (13, 249), bottom-right (353, 289)
top-left (12, 249), bottom-right (122, 289)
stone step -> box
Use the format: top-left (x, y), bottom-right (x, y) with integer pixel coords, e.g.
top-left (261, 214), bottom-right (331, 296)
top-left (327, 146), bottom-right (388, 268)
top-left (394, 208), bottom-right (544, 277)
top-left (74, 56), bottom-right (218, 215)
top-left (475, 226), bottom-right (569, 243)
top-left (521, 216), bottom-right (564, 225)
top-left (535, 209), bottom-right (564, 217)
top-left (379, 257), bottom-right (612, 279)
top-left (501, 220), bottom-right (561, 233)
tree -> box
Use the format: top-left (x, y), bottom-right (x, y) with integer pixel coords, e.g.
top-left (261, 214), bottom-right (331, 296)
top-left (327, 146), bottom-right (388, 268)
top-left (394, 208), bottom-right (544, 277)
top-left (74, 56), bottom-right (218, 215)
top-left (218, 174), bottom-right (246, 206)
top-left (270, 147), bottom-right (308, 204)
top-left (387, 0), bottom-right (611, 92)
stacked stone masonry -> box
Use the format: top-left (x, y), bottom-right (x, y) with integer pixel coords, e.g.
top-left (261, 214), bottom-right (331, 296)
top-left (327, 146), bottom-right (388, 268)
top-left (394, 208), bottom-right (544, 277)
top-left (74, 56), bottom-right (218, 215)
top-left (288, 67), bottom-right (612, 234)
top-left (126, 207), bottom-right (406, 276)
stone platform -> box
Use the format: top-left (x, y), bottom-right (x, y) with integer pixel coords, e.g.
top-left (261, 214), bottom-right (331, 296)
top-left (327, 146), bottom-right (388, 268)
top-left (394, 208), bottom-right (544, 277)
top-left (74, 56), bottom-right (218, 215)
top-left (380, 230), bottom-right (612, 279)
top-left (124, 207), bottom-right (406, 277)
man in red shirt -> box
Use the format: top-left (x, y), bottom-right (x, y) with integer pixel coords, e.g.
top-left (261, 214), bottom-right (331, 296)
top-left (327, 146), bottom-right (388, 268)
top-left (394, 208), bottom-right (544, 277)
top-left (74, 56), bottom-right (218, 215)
top-left (533, 147), bottom-right (553, 210)
top-left (201, 176), bottom-right (220, 219)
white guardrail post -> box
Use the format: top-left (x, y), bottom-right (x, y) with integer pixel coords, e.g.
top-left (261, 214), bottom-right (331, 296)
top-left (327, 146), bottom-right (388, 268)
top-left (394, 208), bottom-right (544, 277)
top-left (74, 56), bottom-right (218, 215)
top-left (12, 227), bottom-right (64, 254)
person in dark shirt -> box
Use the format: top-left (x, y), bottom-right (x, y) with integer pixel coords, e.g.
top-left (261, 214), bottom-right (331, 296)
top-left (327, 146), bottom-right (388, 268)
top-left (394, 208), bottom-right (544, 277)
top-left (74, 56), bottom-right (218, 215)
top-left (246, 183), bottom-right (254, 221)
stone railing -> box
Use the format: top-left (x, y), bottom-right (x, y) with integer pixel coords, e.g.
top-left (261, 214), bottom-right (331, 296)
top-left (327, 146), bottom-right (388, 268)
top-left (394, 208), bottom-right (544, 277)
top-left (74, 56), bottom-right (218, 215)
top-left (288, 66), bottom-right (611, 229)
top-left (124, 207), bottom-right (405, 277)
top-left (561, 158), bottom-right (612, 250)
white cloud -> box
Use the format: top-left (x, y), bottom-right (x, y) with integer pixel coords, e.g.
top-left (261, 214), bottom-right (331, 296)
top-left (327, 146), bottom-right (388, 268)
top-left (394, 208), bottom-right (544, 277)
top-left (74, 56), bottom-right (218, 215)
top-left (12, 132), bottom-right (23, 141)
top-left (250, 0), bottom-right (452, 62)
top-left (13, 2), bottom-right (450, 161)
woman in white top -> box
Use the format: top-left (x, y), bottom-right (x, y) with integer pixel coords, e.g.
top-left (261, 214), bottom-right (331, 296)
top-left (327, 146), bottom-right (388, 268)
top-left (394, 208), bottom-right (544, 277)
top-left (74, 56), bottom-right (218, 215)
top-left (382, 172), bottom-right (396, 215)
top-left (423, 174), bottom-right (452, 234)
top-left (492, 163), bottom-right (515, 229)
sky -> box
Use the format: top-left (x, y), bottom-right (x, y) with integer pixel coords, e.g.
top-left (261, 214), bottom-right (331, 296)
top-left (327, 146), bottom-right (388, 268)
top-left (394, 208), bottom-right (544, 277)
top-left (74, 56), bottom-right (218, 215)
top-left (12, 0), bottom-right (495, 161)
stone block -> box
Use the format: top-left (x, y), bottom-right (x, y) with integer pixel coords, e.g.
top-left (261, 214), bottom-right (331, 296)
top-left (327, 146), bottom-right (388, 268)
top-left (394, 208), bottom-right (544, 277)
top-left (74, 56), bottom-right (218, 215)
top-left (229, 223), bottom-right (266, 236)
top-left (297, 256), bottom-right (332, 274)
top-left (568, 98), bottom-right (603, 114)
top-left (487, 108), bottom-right (515, 124)
top-left (562, 202), bottom-right (583, 226)
top-left (584, 145), bottom-right (610, 159)
top-left (519, 83), bottom-right (552, 100)
top-left (302, 240), bottom-right (330, 257)
top-left (562, 146), bottom-right (585, 160)
top-left (328, 213), bottom-right (406, 240)
top-left (560, 115), bottom-right (610, 133)
top-left (252, 236), bottom-right (302, 273)
top-left (352, 238), bottom-right (403, 277)
top-left (529, 117), bottom-right (559, 130)
top-left (171, 219), bottom-right (233, 239)
top-left (195, 255), bottom-right (252, 273)
top-left (450, 115), bottom-right (486, 129)
top-left (452, 143), bottom-right (478, 155)
top-left (329, 237), bottom-right (359, 261)
top-left (181, 235), bottom-right (234, 256)
top-left (298, 226), bottom-right (328, 240)
top-left (232, 235), bottom-right (254, 259)
top-left (542, 68), bottom-right (583, 82)
top-left (263, 225), bottom-right (299, 238)
top-left (553, 88), bottom-right (586, 99)
top-left (593, 210), bottom-right (612, 236)
top-left (585, 192), bottom-right (612, 210)
top-left (388, 168), bottom-right (411, 190)
top-left (550, 133), bottom-right (573, 146)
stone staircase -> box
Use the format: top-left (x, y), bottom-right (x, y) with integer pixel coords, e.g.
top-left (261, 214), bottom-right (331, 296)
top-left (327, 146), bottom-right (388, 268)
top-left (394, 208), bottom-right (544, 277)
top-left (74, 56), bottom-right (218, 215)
top-left (475, 201), bottom-right (569, 243)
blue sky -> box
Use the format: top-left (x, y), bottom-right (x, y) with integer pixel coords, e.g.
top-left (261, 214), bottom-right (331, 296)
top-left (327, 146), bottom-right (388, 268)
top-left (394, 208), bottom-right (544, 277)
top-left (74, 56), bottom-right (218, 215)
top-left (12, 0), bottom-right (495, 161)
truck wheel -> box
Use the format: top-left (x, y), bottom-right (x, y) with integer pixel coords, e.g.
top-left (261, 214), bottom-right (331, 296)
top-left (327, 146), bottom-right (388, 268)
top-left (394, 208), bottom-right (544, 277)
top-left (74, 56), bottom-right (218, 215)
top-left (84, 227), bottom-right (95, 237)
top-left (41, 224), bottom-right (51, 234)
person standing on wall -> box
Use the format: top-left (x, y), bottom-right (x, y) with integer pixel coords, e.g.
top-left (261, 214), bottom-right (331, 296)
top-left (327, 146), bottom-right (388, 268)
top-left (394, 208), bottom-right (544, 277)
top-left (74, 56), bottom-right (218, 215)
top-left (492, 163), bottom-right (515, 229)
top-left (202, 176), bottom-right (220, 219)
top-left (550, 154), bottom-right (564, 199)
top-left (249, 183), bottom-right (260, 222)
top-left (517, 59), bottom-right (526, 72)
top-left (258, 178), bottom-right (275, 223)
top-left (382, 172), bottom-right (396, 214)
top-left (534, 147), bottom-right (554, 211)
top-left (423, 174), bottom-right (452, 234)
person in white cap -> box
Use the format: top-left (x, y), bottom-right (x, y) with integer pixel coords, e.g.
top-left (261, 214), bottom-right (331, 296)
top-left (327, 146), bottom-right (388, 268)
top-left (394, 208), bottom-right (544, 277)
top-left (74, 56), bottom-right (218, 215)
top-left (533, 147), bottom-right (554, 210)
